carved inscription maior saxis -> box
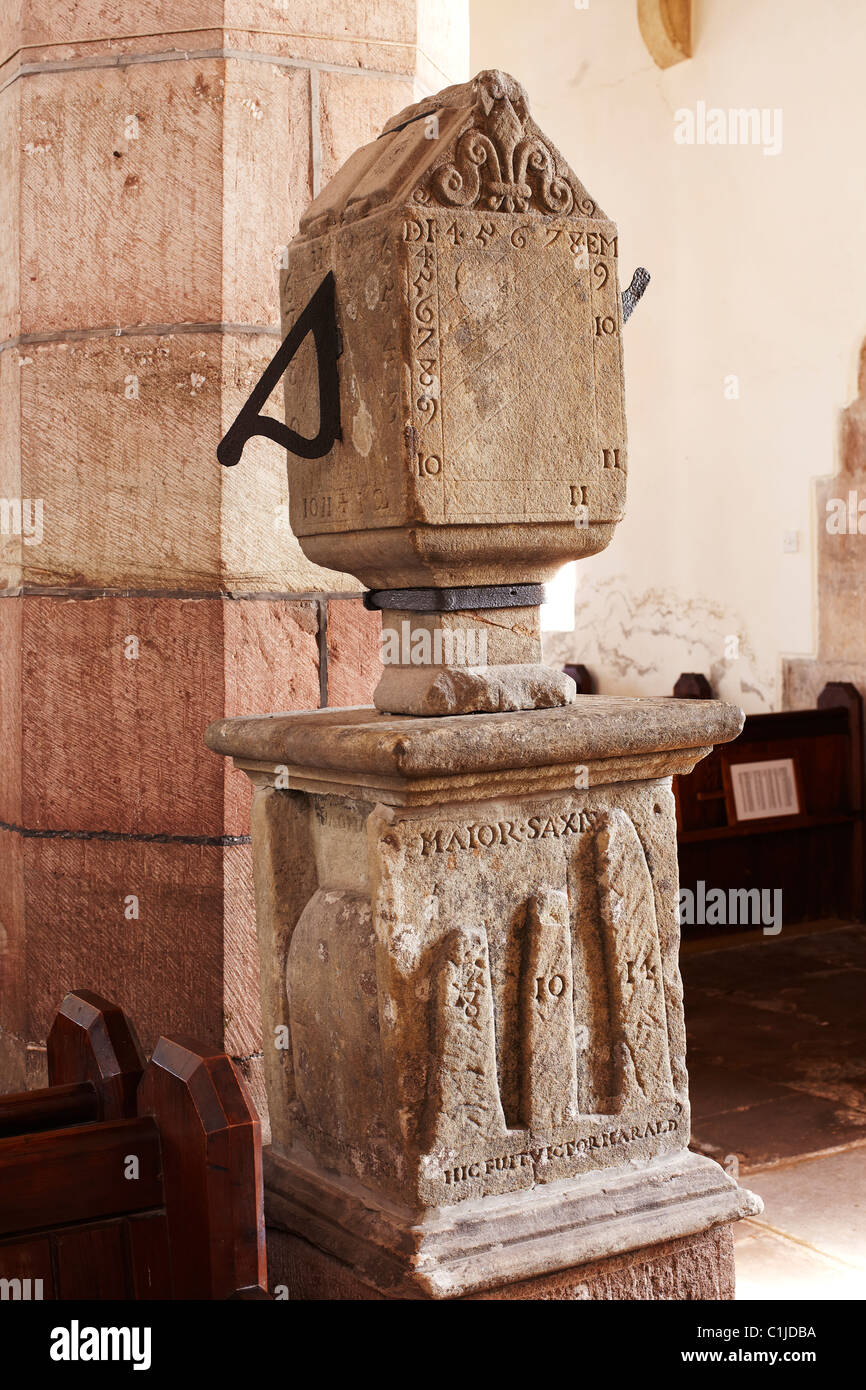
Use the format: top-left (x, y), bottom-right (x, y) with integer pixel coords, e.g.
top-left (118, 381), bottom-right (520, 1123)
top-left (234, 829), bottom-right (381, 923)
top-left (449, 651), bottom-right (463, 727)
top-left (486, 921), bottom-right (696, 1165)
top-left (419, 809), bottom-right (598, 856)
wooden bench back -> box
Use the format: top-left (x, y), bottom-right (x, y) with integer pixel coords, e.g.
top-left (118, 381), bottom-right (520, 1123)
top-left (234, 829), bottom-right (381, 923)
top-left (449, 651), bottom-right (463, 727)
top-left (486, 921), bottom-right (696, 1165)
top-left (0, 991), bottom-right (267, 1300)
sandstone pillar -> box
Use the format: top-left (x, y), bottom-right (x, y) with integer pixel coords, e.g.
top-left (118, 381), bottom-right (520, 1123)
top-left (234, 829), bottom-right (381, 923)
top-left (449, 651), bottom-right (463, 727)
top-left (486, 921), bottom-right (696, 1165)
top-left (0, 2), bottom-right (464, 1103)
top-left (207, 69), bottom-right (759, 1298)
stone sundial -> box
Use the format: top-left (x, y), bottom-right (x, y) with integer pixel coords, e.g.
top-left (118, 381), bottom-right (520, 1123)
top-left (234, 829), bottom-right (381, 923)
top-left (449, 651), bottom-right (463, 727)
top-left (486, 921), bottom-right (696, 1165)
top-left (207, 70), bottom-right (759, 1301)
top-left (285, 71), bottom-right (630, 715)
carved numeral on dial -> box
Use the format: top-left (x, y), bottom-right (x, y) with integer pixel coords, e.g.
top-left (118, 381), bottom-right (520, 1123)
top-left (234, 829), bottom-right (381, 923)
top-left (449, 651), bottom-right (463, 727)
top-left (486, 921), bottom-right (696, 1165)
top-left (535, 974), bottom-right (567, 1000)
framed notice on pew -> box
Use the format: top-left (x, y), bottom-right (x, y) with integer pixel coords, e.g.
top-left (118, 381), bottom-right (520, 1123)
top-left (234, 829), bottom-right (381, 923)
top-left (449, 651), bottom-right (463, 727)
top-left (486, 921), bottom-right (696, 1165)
top-left (723, 756), bottom-right (803, 824)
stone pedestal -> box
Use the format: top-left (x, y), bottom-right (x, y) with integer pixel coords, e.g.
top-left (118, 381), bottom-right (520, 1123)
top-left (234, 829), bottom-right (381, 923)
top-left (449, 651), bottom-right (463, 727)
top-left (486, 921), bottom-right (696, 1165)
top-left (206, 695), bottom-right (761, 1300)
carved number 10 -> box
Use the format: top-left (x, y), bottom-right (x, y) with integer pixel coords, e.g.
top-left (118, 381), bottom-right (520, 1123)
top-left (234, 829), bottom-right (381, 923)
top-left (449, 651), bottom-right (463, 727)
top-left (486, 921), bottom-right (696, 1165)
top-left (594, 316), bottom-right (617, 336)
top-left (536, 974), bottom-right (566, 1000)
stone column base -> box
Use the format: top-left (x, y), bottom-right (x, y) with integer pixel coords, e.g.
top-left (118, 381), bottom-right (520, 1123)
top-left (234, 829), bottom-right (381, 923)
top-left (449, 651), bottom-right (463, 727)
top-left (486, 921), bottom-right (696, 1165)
top-left (263, 1145), bottom-right (756, 1301)
top-left (267, 1223), bottom-right (736, 1301)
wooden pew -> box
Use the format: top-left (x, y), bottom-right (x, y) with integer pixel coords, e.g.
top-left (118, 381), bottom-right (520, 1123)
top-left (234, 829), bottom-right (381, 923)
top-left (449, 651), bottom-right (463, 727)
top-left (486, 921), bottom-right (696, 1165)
top-left (674, 681), bottom-right (864, 929)
top-left (0, 991), bottom-right (268, 1300)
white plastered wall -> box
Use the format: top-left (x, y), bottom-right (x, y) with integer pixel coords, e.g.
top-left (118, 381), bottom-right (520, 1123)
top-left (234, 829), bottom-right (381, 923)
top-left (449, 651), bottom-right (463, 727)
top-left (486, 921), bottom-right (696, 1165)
top-left (471, 0), bottom-right (866, 709)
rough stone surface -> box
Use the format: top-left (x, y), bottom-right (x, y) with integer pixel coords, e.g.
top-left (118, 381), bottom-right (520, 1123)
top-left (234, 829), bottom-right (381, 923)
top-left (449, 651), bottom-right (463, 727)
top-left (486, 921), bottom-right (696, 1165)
top-left (5, 596), bottom-right (317, 838)
top-left (266, 1222), bottom-right (737, 1300)
top-left (0, 2), bottom-right (468, 82)
top-left (263, 1144), bottom-right (755, 1298)
top-left (0, 331), bottom-right (362, 595)
top-left (373, 662), bottom-right (576, 715)
top-left (318, 70), bottom-right (417, 189)
top-left (206, 696), bottom-right (743, 799)
top-left (0, 828), bottom-right (25, 1050)
top-left (325, 598), bottom-right (382, 708)
top-left (379, 603), bottom-right (542, 668)
top-left (373, 602), bottom-right (564, 713)
top-left (0, 598), bottom-right (22, 825)
top-left (1, 831), bottom-right (264, 1097)
top-left (519, 889), bottom-right (578, 1129)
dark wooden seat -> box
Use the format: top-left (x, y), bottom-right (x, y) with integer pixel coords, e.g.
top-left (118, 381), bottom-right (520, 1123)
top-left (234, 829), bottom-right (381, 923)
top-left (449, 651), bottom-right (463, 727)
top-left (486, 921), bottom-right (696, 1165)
top-left (0, 991), bottom-right (268, 1300)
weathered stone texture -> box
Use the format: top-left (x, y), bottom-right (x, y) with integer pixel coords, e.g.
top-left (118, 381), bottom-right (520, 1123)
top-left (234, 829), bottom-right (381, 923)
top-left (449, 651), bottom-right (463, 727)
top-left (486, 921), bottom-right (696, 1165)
top-left (221, 59), bottom-right (313, 324)
top-left (519, 889), bottom-right (578, 1131)
top-left (0, 598), bottom-right (22, 824)
top-left (208, 693), bottom-right (759, 1301)
top-left (25, 837), bottom-right (225, 1048)
top-left (265, 1223), bottom-right (736, 1300)
top-left (596, 808), bottom-right (675, 1107)
top-left (471, 1225), bottom-right (735, 1301)
top-left (2, 1), bottom-right (464, 79)
top-left (0, 828), bottom-right (25, 1044)
top-left (8, 833), bottom-right (261, 1089)
top-left (325, 598), bottom-right (382, 708)
top-left (0, 86), bottom-right (20, 343)
top-left (20, 65), bottom-right (223, 335)
top-left (1, 332), bottom-right (364, 598)
top-left (368, 780), bottom-right (686, 1206)
top-left (424, 926), bottom-right (508, 1148)
top-left (374, 661), bottom-right (577, 716)
top-left (7, 596), bottom-right (317, 837)
top-left (318, 71), bottom-right (416, 189)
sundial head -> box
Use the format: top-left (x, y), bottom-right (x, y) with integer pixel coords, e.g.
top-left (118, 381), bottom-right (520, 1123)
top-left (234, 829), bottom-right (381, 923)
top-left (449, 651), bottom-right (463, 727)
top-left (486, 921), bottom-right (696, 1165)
top-left (217, 70), bottom-right (649, 712)
top-left (275, 68), bottom-right (631, 594)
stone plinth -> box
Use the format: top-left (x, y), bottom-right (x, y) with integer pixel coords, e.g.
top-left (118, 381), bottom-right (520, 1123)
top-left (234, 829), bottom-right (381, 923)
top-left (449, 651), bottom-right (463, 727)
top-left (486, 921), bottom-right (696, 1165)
top-left (206, 696), bottom-right (761, 1299)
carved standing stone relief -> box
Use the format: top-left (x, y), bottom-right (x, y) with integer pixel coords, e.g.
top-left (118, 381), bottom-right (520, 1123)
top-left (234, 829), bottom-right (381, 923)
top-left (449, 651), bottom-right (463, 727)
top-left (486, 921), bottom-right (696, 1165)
top-left (277, 784), bottom-right (686, 1207)
top-left (425, 927), bottom-right (508, 1147)
top-left (595, 809), bottom-right (674, 1108)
